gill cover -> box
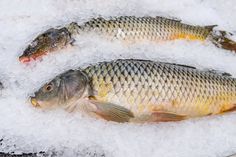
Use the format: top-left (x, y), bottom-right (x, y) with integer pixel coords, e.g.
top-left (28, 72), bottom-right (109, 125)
top-left (58, 70), bottom-right (88, 104)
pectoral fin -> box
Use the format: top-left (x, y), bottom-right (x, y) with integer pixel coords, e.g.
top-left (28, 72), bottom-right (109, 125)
top-left (90, 101), bottom-right (134, 123)
top-left (150, 111), bottom-right (186, 122)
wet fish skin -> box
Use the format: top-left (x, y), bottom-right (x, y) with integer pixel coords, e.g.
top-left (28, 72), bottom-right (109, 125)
top-left (68, 16), bottom-right (211, 41)
top-left (20, 16), bottom-right (236, 63)
top-left (31, 59), bottom-right (236, 123)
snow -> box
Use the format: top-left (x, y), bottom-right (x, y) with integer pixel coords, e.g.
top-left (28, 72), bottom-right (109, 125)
top-left (0, 0), bottom-right (236, 156)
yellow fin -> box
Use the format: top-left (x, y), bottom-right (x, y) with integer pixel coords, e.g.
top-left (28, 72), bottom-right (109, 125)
top-left (90, 100), bottom-right (134, 123)
top-left (130, 111), bottom-right (186, 123)
top-left (221, 105), bottom-right (236, 113)
top-left (150, 111), bottom-right (186, 122)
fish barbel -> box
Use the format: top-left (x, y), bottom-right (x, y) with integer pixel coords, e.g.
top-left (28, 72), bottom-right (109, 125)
top-left (19, 16), bottom-right (236, 63)
top-left (30, 59), bottom-right (236, 123)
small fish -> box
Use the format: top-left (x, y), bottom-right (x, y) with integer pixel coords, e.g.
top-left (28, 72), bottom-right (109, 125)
top-left (19, 16), bottom-right (236, 63)
top-left (30, 59), bottom-right (236, 123)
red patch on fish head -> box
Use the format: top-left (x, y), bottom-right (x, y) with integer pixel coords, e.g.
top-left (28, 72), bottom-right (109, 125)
top-left (19, 50), bottom-right (48, 63)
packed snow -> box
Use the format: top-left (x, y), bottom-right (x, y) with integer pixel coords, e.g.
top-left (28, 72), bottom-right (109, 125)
top-left (0, 0), bottom-right (236, 156)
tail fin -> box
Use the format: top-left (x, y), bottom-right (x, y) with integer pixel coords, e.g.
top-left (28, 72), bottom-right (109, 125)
top-left (209, 29), bottom-right (236, 52)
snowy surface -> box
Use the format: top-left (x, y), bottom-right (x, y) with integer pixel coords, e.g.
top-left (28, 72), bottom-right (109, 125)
top-left (0, 0), bottom-right (236, 156)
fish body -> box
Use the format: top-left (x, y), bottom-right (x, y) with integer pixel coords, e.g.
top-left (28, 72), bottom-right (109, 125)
top-left (20, 16), bottom-right (236, 63)
top-left (69, 16), bottom-right (211, 42)
top-left (31, 59), bottom-right (236, 123)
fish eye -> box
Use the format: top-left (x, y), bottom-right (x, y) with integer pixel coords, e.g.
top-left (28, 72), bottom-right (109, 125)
top-left (44, 84), bottom-right (53, 92)
top-left (42, 33), bottom-right (48, 37)
top-left (30, 40), bottom-right (38, 47)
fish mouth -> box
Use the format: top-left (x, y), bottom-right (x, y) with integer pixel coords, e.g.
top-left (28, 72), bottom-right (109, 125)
top-left (19, 50), bottom-right (47, 63)
top-left (30, 97), bottom-right (40, 107)
top-left (19, 56), bottom-right (31, 63)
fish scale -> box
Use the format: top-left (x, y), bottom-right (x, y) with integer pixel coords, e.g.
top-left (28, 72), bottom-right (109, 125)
top-left (82, 59), bottom-right (236, 117)
top-left (72, 16), bottom-right (210, 41)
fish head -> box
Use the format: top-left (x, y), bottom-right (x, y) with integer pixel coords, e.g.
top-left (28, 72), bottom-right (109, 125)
top-left (19, 27), bottom-right (73, 63)
top-left (30, 70), bottom-right (88, 109)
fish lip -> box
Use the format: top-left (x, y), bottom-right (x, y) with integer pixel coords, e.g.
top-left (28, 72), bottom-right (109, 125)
top-left (19, 51), bottom-right (47, 63)
top-left (30, 97), bottom-right (40, 107)
top-left (19, 56), bottom-right (32, 63)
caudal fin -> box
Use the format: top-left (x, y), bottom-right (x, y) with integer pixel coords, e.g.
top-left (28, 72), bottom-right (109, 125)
top-left (209, 30), bottom-right (236, 52)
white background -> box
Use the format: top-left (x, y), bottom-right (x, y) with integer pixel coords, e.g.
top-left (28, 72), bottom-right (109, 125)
top-left (0, 0), bottom-right (236, 156)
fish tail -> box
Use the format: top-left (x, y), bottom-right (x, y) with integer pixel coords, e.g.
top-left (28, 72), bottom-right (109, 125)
top-left (208, 27), bottom-right (236, 52)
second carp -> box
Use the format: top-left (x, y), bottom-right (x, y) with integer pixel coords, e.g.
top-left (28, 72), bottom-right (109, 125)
top-left (30, 59), bottom-right (236, 123)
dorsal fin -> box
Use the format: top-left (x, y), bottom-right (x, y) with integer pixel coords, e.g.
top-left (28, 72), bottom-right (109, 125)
top-left (204, 25), bottom-right (218, 32)
top-left (203, 69), bottom-right (232, 77)
top-left (155, 16), bottom-right (181, 23)
top-left (114, 59), bottom-right (197, 69)
top-left (164, 62), bottom-right (196, 69)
